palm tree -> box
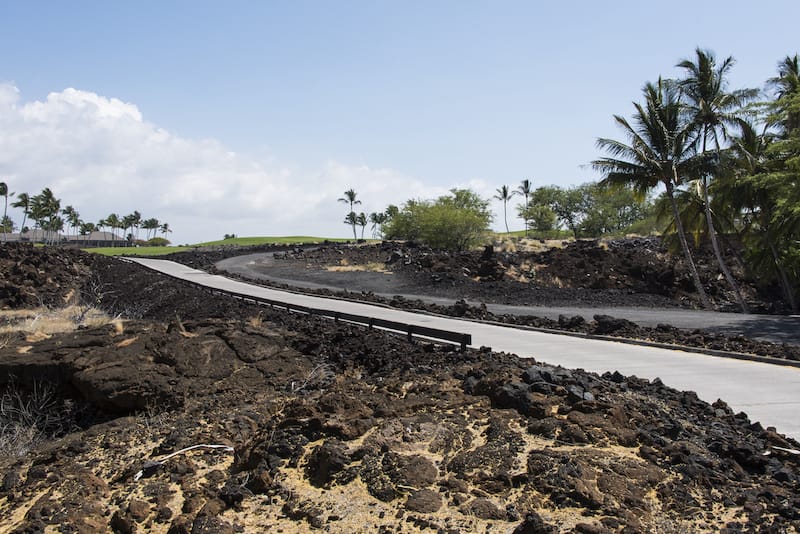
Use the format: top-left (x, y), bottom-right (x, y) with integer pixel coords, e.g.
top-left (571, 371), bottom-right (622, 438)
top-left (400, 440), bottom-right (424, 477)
top-left (160, 223), bottom-right (172, 239)
top-left (343, 212), bottom-right (358, 239)
top-left (356, 212), bottom-right (368, 240)
top-left (0, 182), bottom-right (12, 241)
top-left (369, 212), bottom-right (388, 239)
top-left (768, 54), bottom-right (800, 132)
top-left (105, 213), bottom-right (122, 246)
top-left (142, 218), bottom-right (160, 240)
top-left (677, 48), bottom-right (756, 312)
top-left (30, 188), bottom-right (60, 244)
top-left (720, 120), bottom-right (797, 312)
top-left (493, 185), bottom-right (518, 234)
top-left (80, 221), bottom-right (97, 245)
top-left (516, 179), bottom-right (533, 236)
top-left (593, 78), bottom-right (711, 308)
top-left (124, 211), bottom-right (142, 241)
top-left (61, 206), bottom-right (81, 239)
top-left (338, 189), bottom-right (361, 240)
top-left (11, 192), bottom-right (30, 234)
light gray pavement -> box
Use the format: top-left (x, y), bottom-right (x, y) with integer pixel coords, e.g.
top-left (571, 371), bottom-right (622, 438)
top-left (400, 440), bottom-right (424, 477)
top-left (217, 253), bottom-right (800, 346)
top-left (130, 257), bottom-right (800, 441)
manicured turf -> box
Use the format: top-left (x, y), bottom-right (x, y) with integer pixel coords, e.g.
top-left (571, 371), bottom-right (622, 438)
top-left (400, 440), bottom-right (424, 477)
top-left (85, 235), bottom-right (358, 256)
top-left (194, 236), bottom-right (356, 246)
top-left (84, 246), bottom-right (192, 256)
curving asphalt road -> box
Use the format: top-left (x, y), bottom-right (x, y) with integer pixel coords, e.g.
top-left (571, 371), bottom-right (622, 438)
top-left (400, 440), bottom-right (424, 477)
top-left (129, 257), bottom-right (800, 441)
top-left (217, 253), bottom-right (800, 346)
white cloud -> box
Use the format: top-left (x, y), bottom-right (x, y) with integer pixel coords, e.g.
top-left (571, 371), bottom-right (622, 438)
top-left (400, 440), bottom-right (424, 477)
top-left (0, 83), bottom-right (457, 243)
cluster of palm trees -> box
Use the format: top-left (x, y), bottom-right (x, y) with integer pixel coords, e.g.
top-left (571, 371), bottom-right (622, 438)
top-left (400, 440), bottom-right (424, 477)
top-left (1, 186), bottom-right (172, 247)
top-left (338, 189), bottom-right (388, 240)
top-left (493, 179), bottom-right (534, 235)
top-left (592, 49), bottom-right (799, 312)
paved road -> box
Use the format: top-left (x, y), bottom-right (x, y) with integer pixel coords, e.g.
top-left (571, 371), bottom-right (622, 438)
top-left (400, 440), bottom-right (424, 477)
top-left (217, 253), bottom-right (800, 346)
top-left (130, 257), bottom-right (800, 441)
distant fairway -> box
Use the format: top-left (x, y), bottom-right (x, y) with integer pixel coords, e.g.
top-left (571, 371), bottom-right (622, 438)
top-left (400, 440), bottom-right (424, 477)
top-left (85, 236), bottom-right (355, 256)
top-left (195, 236), bottom-right (354, 246)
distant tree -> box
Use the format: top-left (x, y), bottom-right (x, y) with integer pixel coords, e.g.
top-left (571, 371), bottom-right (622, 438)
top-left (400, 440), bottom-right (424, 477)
top-left (0, 182), bottom-right (13, 241)
top-left (356, 212), bottom-right (368, 240)
top-left (79, 222), bottom-right (97, 244)
top-left (493, 185), bottom-right (518, 234)
top-left (369, 211), bottom-right (388, 239)
top-left (517, 203), bottom-right (557, 232)
top-left (383, 188), bottom-right (493, 251)
top-left (105, 213), bottom-right (122, 245)
top-left (338, 189), bottom-right (361, 240)
top-left (11, 192), bottom-right (30, 234)
top-left (142, 218), bottom-right (160, 240)
top-left (516, 179), bottom-right (533, 236)
top-left (1, 215), bottom-right (14, 233)
top-left (160, 222), bottom-right (172, 239)
top-left (30, 188), bottom-right (60, 244)
top-left (343, 211), bottom-right (358, 237)
top-left (62, 205), bottom-right (80, 239)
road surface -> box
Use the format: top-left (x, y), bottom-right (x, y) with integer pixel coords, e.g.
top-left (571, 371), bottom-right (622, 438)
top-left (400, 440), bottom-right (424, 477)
top-left (129, 257), bottom-right (800, 441)
top-left (217, 252), bottom-right (800, 346)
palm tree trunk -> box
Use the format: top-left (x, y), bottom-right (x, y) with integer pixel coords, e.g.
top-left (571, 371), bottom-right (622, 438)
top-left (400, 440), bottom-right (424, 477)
top-left (767, 238), bottom-right (798, 313)
top-left (701, 176), bottom-right (749, 312)
top-left (667, 180), bottom-right (711, 309)
top-left (503, 202), bottom-right (510, 233)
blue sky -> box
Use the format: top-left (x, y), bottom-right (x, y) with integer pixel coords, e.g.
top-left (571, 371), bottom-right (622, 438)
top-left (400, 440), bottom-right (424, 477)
top-left (1, 1), bottom-right (798, 243)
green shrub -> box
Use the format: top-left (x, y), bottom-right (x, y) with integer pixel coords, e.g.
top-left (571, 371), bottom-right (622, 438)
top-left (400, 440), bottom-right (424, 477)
top-left (383, 189), bottom-right (493, 250)
top-left (146, 237), bottom-right (171, 247)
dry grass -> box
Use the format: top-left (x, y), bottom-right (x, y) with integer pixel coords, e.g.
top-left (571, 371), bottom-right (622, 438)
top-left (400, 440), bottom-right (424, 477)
top-left (326, 261), bottom-right (391, 274)
top-left (0, 306), bottom-right (112, 337)
top-left (493, 237), bottom-right (570, 253)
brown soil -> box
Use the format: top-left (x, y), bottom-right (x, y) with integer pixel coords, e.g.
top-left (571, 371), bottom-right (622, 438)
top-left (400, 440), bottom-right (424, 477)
top-left (1, 243), bottom-right (799, 533)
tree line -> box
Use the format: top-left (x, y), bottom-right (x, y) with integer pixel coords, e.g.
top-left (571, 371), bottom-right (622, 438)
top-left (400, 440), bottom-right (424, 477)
top-left (0, 186), bottom-right (172, 246)
top-left (593, 49), bottom-right (799, 312)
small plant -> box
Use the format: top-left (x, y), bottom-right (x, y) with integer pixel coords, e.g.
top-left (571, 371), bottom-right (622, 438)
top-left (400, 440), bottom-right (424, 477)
top-left (0, 379), bottom-right (78, 461)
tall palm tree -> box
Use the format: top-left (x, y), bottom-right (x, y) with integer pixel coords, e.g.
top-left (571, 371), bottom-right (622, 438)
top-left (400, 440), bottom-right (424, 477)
top-left (11, 192), bottom-right (30, 234)
top-left (142, 218), bottom-right (160, 240)
top-left (768, 54), bottom-right (800, 132)
top-left (720, 120), bottom-right (797, 312)
top-left (369, 212), bottom-right (388, 239)
top-left (593, 78), bottom-right (711, 308)
top-left (0, 182), bottom-right (12, 241)
top-left (516, 179), bottom-right (533, 237)
top-left (160, 222), bottom-right (172, 240)
top-left (677, 48), bottom-right (756, 312)
top-left (338, 188), bottom-right (361, 240)
top-left (31, 188), bottom-right (60, 244)
top-left (356, 212), bottom-right (368, 240)
top-left (105, 213), bottom-right (122, 246)
top-left (61, 206), bottom-right (81, 239)
top-left (493, 185), bottom-right (518, 234)
top-left (343, 212), bottom-right (358, 239)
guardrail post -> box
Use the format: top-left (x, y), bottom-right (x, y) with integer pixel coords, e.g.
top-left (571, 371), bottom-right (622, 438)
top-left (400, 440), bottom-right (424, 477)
top-left (407, 325), bottom-right (414, 343)
top-left (460, 335), bottom-right (468, 353)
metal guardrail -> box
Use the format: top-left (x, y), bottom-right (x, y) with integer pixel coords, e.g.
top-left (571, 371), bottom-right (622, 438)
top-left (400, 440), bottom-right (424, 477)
top-left (158, 271), bottom-right (472, 351)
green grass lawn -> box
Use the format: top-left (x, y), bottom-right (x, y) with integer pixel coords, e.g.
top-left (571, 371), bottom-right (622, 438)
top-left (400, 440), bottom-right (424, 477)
top-left (85, 235), bottom-right (359, 256)
top-left (194, 236), bottom-right (356, 246)
top-left (84, 246), bottom-right (192, 256)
